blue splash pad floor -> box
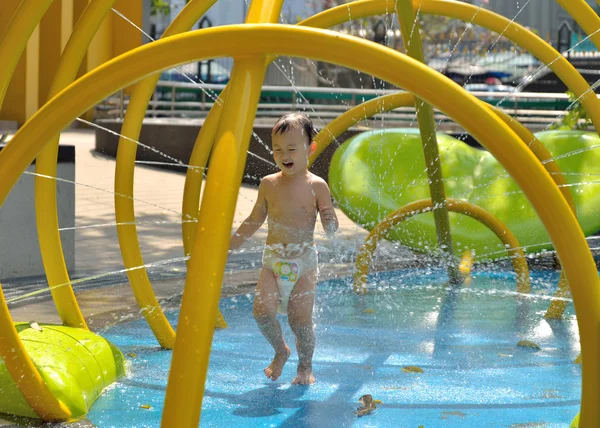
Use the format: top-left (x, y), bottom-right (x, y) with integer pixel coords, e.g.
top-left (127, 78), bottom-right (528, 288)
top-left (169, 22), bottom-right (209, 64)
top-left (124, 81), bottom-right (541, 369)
top-left (88, 269), bottom-right (581, 427)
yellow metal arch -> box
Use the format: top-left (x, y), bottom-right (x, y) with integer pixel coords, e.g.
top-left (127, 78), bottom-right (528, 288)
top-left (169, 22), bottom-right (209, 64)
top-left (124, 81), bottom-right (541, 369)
top-left (310, 92), bottom-right (414, 162)
top-left (113, 0), bottom-right (222, 349)
top-left (353, 198), bottom-right (530, 293)
top-left (0, 25), bottom-right (598, 426)
top-left (0, 0), bottom-right (79, 418)
top-left (34, 0), bottom-right (119, 331)
top-left (487, 108), bottom-right (576, 319)
top-left (0, 290), bottom-right (72, 420)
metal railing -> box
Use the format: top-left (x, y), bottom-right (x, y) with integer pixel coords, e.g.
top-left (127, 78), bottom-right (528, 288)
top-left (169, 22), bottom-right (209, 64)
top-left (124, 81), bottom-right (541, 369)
top-left (96, 81), bottom-right (585, 131)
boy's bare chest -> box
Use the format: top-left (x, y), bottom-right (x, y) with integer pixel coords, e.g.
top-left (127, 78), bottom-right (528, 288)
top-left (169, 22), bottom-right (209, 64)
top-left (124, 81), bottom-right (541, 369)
top-left (267, 183), bottom-right (316, 217)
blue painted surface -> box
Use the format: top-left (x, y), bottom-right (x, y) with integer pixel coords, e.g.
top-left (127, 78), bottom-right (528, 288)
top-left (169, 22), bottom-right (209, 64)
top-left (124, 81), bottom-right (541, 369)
top-left (88, 269), bottom-right (581, 427)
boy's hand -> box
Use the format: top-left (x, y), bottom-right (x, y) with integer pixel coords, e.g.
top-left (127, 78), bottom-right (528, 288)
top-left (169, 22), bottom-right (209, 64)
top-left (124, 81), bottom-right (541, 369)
top-left (320, 207), bottom-right (338, 239)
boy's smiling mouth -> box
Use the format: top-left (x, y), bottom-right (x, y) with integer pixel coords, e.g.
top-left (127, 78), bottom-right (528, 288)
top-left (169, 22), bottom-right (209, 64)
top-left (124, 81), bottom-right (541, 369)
top-left (282, 161), bottom-right (294, 169)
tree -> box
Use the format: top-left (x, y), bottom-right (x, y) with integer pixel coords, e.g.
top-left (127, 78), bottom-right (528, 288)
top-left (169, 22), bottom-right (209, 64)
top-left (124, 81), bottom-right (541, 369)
top-left (150, 0), bottom-right (171, 17)
top-left (308, 1), bottom-right (458, 89)
top-left (549, 91), bottom-right (592, 130)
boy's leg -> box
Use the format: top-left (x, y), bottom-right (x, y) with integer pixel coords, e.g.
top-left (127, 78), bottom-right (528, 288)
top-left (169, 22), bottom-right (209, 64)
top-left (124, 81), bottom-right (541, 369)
top-left (254, 268), bottom-right (290, 381)
top-left (287, 269), bottom-right (317, 385)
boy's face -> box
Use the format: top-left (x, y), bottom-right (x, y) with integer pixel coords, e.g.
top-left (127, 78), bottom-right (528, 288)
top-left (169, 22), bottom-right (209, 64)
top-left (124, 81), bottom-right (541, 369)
top-left (271, 127), bottom-right (315, 176)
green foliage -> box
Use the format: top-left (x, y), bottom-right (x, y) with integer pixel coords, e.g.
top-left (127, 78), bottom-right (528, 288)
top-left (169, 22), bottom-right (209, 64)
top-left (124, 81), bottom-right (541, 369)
top-left (150, 0), bottom-right (171, 17)
top-left (549, 91), bottom-right (592, 130)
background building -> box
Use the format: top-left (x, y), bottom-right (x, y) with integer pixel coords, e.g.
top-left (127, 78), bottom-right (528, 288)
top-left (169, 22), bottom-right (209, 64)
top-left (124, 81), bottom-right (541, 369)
top-left (0, 0), bottom-right (149, 126)
top-left (467, 0), bottom-right (597, 48)
top-left (157, 0), bottom-right (318, 86)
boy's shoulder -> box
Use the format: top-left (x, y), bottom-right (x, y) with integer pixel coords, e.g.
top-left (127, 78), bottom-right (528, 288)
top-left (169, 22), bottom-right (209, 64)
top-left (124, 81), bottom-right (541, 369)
top-left (309, 173), bottom-right (328, 187)
top-left (261, 172), bottom-right (280, 183)
top-left (260, 173), bottom-right (280, 188)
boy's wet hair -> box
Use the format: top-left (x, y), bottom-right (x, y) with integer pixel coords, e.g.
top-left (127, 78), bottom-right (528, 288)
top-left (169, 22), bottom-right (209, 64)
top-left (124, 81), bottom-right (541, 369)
top-left (272, 113), bottom-right (316, 146)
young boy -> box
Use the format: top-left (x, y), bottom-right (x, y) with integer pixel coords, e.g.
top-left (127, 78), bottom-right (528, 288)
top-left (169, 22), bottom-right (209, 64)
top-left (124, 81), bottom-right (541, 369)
top-left (229, 113), bottom-right (338, 385)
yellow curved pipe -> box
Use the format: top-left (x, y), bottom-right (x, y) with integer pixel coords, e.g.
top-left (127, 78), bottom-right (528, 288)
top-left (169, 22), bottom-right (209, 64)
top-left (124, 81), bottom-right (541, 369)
top-left (486, 106), bottom-right (576, 319)
top-left (555, 0), bottom-right (600, 324)
top-left (0, 0), bottom-right (79, 419)
top-left (0, 25), bottom-right (597, 425)
top-left (310, 93), bottom-right (415, 163)
top-left (0, 0), bottom-right (54, 106)
top-left (353, 199), bottom-right (530, 293)
top-left (0, 290), bottom-right (72, 421)
top-left (114, 0), bottom-right (220, 349)
top-left (34, 0), bottom-right (118, 331)
top-left (299, 0), bottom-right (600, 134)
top-left (181, 89), bottom-right (225, 259)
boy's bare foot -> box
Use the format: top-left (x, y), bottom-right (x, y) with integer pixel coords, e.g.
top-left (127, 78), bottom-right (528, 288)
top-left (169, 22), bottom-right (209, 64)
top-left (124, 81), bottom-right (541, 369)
top-left (292, 367), bottom-right (315, 385)
top-left (264, 346), bottom-right (291, 381)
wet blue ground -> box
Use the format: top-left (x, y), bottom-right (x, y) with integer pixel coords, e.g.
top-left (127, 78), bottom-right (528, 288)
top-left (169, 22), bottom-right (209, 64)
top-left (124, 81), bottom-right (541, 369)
top-left (88, 269), bottom-right (581, 427)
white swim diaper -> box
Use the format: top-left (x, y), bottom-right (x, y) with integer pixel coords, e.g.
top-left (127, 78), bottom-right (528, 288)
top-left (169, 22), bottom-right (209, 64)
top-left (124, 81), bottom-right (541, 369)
top-left (262, 243), bottom-right (318, 315)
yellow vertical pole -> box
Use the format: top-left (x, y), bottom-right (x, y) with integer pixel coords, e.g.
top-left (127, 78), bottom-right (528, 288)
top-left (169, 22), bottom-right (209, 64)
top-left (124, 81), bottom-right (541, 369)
top-left (87, 3), bottom-right (113, 73)
top-left (38, 0), bottom-right (64, 105)
top-left (0, 0), bottom-right (51, 123)
top-left (24, 24), bottom-right (40, 120)
top-left (111, 0), bottom-right (143, 59)
top-left (181, 89), bottom-right (225, 257)
top-left (61, 0), bottom-right (74, 50)
top-left (161, 2), bottom-right (284, 426)
top-left (71, 0), bottom-right (88, 79)
top-left (396, 0), bottom-right (460, 283)
top-left (111, 0), bottom-right (143, 95)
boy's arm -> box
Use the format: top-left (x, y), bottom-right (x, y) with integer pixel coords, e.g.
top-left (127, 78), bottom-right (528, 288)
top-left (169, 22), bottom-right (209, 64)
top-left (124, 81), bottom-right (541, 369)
top-left (315, 180), bottom-right (339, 238)
top-left (229, 180), bottom-right (268, 251)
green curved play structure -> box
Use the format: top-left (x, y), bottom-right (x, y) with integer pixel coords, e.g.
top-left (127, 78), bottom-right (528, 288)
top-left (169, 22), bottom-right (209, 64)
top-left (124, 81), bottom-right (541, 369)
top-left (0, 323), bottom-right (125, 419)
top-left (329, 129), bottom-right (600, 259)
